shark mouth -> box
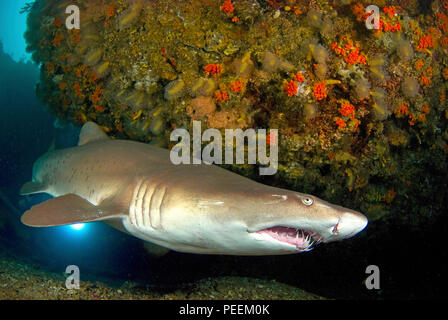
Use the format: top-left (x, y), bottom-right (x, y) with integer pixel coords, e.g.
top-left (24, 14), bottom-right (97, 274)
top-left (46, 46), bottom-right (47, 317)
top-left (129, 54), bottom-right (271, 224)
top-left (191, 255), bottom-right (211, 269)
top-left (256, 226), bottom-right (323, 252)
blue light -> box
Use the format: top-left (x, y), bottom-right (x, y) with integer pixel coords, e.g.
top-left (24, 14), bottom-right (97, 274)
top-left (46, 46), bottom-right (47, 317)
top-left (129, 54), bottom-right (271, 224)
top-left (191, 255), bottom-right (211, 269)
top-left (70, 223), bottom-right (85, 230)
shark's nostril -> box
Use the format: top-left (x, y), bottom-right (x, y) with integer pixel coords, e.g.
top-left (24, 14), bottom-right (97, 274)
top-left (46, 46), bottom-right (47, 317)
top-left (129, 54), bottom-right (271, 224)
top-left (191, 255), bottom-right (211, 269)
top-left (338, 212), bottom-right (368, 238)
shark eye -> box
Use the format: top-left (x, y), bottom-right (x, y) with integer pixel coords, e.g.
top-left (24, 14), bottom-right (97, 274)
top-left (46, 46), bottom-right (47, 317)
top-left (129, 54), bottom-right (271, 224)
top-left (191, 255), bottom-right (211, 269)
top-left (302, 197), bottom-right (314, 206)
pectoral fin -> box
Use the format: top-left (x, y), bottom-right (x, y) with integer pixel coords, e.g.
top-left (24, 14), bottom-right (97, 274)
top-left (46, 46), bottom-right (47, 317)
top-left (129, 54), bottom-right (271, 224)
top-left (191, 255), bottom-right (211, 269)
top-left (21, 194), bottom-right (126, 227)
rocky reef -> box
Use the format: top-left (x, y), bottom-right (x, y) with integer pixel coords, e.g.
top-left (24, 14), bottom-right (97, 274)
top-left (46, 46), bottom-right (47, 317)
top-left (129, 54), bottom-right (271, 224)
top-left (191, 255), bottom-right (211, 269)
top-left (24, 0), bottom-right (448, 228)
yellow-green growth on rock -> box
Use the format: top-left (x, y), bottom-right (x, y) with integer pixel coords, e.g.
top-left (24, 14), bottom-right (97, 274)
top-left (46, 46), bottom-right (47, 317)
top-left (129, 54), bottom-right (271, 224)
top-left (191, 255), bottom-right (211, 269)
top-left (84, 48), bottom-right (103, 66)
top-left (164, 79), bottom-right (185, 100)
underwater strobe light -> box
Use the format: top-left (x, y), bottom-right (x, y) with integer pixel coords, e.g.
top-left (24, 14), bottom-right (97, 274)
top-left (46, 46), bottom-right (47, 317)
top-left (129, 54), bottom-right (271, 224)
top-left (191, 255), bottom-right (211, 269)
top-left (70, 223), bottom-right (85, 231)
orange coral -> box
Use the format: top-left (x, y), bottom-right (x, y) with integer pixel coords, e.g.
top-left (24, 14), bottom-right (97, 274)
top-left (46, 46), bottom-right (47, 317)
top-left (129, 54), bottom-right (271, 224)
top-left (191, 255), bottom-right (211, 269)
top-left (408, 113), bottom-right (417, 126)
top-left (294, 72), bottom-right (305, 82)
top-left (335, 118), bottom-right (346, 130)
top-left (331, 39), bottom-right (366, 65)
top-left (418, 35), bottom-right (433, 51)
top-left (331, 42), bottom-right (346, 56)
top-left (351, 3), bottom-right (368, 22)
top-left (383, 6), bottom-right (400, 19)
top-left (415, 59), bottom-right (424, 70)
top-left (220, 0), bottom-right (234, 14)
top-left (230, 80), bottom-right (243, 93)
top-left (339, 101), bottom-right (355, 119)
top-left (379, 19), bottom-right (402, 32)
top-left (419, 75), bottom-right (431, 86)
top-left (106, 4), bottom-right (116, 17)
top-left (345, 48), bottom-right (366, 65)
top-left (313, 82), bottom-right (327, 101)
top-left (71, 29), bottom-right (81, 42)
top-left (215, 90), bottom-right (229, 101)
top-left (73, 82), bottom-right (84, 99)
top-left (418, 113), bottom-right (426, 122)
top-left (91, 87), bottom-right (103, 104)
top-left (284, 80), bottom-right (298, 97)
top-left (204, 64), bottom-right (222, 76)
top-left (352, 119), bottom-right (360, 132)
top-left (396, 102), bottom-right (408, 117)
top-left (54, 17), bottom-right (63, 28)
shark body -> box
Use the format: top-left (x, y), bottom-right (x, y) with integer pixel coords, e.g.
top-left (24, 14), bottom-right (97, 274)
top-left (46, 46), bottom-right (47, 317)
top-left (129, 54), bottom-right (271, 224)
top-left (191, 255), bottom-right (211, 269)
top-left (20, 122), bottom-right (367, 255)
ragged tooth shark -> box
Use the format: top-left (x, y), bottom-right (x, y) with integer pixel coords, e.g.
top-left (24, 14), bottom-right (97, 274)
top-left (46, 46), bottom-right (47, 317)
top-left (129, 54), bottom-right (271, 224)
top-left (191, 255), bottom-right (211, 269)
top-left (20, 122), bottom-right (368, 255)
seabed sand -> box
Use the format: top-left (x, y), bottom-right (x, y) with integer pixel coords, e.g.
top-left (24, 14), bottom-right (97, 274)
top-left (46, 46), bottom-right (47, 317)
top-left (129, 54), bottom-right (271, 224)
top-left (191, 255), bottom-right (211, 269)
top-left (0, 251), bottom-right (324, 300)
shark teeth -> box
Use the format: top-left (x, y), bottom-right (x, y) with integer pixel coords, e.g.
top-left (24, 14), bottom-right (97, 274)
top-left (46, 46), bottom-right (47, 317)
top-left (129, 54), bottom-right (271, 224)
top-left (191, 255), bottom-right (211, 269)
top-left (256, 226), bottom-right (323, 252)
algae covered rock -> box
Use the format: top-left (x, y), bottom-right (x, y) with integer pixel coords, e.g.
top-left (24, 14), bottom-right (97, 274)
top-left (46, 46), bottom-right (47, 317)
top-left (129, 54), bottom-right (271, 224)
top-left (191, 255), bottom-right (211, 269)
top-left (24, 0), bottom-right (448, 228)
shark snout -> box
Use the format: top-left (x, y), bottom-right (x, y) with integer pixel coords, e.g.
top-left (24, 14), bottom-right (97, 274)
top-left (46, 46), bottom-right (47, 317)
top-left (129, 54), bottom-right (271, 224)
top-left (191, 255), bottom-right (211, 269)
top-left (330, 211), bottom-right (368, 241)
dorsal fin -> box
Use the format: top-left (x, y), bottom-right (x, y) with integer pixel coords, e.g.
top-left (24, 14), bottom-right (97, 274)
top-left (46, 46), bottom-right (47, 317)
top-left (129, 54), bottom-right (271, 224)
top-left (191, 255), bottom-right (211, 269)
top-left (78, 122), bottom-right (109, 146)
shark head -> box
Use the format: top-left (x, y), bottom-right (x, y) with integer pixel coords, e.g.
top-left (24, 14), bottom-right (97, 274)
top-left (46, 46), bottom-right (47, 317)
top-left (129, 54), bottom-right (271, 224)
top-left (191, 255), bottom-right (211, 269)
top-left (245, 192), bottom-right (368, 254)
